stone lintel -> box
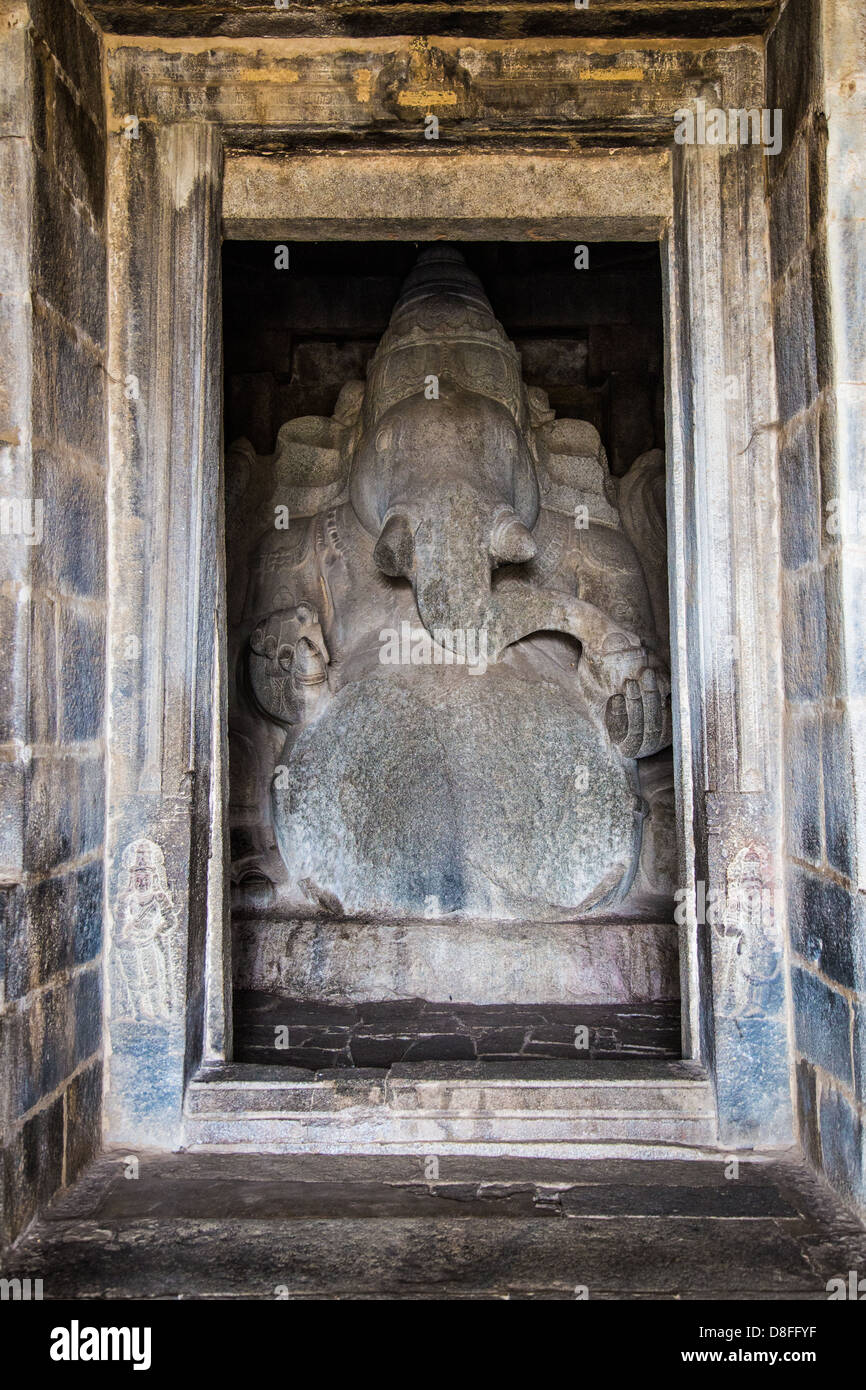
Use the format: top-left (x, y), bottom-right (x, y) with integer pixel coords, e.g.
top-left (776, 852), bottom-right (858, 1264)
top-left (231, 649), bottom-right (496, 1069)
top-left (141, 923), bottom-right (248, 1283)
top-left (104, 35), bottom-right (763, 138)
top-left (222, 150), bottom-right (671, 240)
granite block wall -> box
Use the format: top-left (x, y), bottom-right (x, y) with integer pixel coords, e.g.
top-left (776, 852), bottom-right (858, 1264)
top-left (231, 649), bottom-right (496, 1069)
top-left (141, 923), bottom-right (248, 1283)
top-left (0, 0), bottom-right (107, 1249)
top-left (768, 0), bottom-right (866, 1214)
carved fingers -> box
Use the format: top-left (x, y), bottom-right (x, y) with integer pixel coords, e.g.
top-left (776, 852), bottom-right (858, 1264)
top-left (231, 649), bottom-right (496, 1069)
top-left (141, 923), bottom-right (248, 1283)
top-left (604, 660), bottom-right (672, 758)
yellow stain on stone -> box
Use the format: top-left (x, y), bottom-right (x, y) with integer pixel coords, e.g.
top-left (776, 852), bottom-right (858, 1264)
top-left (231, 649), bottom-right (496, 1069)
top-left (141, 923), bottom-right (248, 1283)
top-left (354, 68), bottom-right (373, 103)
top-left (396, 90), bottom-right (459, 107)
top-left (578, 68), bottom-right (645, 81)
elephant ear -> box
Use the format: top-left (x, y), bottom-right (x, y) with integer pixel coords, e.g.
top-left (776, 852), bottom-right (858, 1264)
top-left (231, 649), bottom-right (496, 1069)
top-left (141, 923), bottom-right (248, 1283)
top-left (617, 448), bottom-right (670, 664)
top-left (271, 415), bottom-right (349, 518)
top-left (526, 386), bottom-right (555, 428)
top-left (332, 380), bottom-right (365, 431)
top-left (533, 418), bottom-right (621, 529)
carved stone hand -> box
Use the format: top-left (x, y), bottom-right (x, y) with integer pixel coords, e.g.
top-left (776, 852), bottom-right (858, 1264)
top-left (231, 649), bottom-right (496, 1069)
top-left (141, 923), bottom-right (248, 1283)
top-left (601, 650), bottom-right (673, 759)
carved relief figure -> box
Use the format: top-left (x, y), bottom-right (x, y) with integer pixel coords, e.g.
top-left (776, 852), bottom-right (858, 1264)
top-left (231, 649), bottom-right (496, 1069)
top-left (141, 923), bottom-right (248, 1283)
top-left (714, 844), bottom-right (782, 1018)
top-left (115, 839), bottom-right (178, 1020)
top-left (228, 248), bottom-right (674, 920)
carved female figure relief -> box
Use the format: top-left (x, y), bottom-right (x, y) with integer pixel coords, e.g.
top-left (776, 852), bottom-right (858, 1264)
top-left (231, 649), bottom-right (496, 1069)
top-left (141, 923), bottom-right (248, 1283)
top-left (230, 248), bottom-right (673, 921)
top-left (114, 839), bottom-right (179, 1021)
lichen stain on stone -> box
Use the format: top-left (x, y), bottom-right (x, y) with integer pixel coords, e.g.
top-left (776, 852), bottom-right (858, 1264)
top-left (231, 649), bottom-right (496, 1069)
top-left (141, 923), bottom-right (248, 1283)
top-left (396, 89), bottom-right (459, 107)
top-left (578, 68), bottom-right (645, 81)
top-left (164, 129), bottom-right (212, 210)
top-left (234, 66), bottom-right (300, 84)
top-left (354, 67), bottom-right (373, 103)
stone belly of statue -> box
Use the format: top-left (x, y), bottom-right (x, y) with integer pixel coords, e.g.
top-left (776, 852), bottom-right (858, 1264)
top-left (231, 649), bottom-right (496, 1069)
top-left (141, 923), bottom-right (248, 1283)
top-left (231, 248), bottom-right (673, 921)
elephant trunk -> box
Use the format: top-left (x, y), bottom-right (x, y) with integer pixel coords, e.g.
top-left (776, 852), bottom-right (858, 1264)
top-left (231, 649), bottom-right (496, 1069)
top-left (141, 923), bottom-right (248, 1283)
top-left (375, 505), bottom-right (641, 665)
top-left (415, 567), bottom-right (643, 667)
top-left (412, 514), bottom-right (493, 649)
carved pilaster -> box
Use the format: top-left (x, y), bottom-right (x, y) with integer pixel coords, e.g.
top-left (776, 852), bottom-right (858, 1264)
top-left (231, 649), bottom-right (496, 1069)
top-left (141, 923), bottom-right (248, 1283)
top-left (104, 122), bottom-right (224, 1145)
top-left (670, 138), bottom-right (792, 1145)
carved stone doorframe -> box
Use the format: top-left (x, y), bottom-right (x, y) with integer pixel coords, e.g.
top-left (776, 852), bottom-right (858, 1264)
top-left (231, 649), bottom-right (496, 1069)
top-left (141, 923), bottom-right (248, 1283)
top-left (102, 37), bottom-right (792, 1151)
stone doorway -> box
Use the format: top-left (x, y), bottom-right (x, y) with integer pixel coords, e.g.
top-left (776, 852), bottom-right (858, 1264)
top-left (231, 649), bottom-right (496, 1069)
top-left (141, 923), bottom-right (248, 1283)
top-left (99, 64), bottom-right (792, 1159)
top-left (222, 240), bottom-right (681, 1070)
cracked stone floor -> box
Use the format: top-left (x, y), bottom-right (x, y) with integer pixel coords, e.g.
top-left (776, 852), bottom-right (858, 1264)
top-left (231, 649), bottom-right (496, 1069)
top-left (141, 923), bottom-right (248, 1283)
top-left (4, 1150), bottom-right (866, 1299)
top-left (233, 994), bottom-right (682, 1069)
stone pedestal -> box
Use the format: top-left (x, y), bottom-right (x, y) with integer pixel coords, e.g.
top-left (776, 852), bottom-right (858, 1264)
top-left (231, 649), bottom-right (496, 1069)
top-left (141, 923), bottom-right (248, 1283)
top-left (234, 917), bottom-right (680, 1006)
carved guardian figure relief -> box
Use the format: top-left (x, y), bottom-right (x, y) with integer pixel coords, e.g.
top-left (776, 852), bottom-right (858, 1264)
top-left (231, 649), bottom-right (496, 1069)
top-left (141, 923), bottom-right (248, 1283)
top-left (227, 248), bottom-right (676, 921)
top-left (714, 844), bottom-right (782, 1019)
top-left (114, 839), bottom-right (179, 1021)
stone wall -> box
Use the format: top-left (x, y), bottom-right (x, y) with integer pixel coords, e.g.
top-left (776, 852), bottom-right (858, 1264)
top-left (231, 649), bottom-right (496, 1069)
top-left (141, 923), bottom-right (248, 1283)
top-left (769, 0), bottom-right (866, 1213)
top-left (0, 0), bottom-right (106, 1248)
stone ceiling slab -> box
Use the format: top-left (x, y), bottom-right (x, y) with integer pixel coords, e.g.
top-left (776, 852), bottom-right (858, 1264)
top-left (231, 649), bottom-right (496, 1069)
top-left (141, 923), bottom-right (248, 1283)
top-left (88, 1), bottom-right (781, 42)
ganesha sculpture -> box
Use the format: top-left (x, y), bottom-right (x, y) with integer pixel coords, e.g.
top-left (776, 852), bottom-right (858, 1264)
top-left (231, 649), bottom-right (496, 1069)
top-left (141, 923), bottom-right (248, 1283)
top-left (229, 247), bottom-right (673, 921)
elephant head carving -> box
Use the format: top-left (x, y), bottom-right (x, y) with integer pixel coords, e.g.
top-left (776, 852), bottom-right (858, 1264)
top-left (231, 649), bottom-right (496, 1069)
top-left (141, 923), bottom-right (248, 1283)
top-left (350, 386), bottom-right (539, 641)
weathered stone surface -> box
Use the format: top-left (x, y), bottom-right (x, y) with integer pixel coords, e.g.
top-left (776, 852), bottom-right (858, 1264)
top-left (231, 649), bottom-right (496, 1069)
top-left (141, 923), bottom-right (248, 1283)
top-left (788, 865), bottom-right (864, 992)
top-left (783, 711), bottom-right (821, 864)
top-left (223, 152), bottom-right (672, 241)
top-left (778, 416), bottom-right (820, 570)
top-left (762, 0), bottom-right (866, 1227)
top-left (0, 1092), bottom-right (63, 1250)
top-left (183, 1056), bottom-right (717, 1151)
top-left (811, 236), bottom-right (835, 394)
top-left (773, 255), bottom-right (819, 423)
top-left (26, 594), bottom-right (57, 743)
top-left (0, 0), bottom-right (107, 1253)
top-left (73, 860), bottom-right (103, 967)
top-left (64, 1058), bottom-right (103, 1187)
top-left (277, 668), bottom-right (643, 920)
top-left (111, 41), bottom-right (761, 148)
top-left (3, 0), bottom-right (866, 1297)
top-left (234, 919), bottom-right (680, 1007)
top-left (31, 453), bottom-right (106, 597)
top-left (23, 872), bottom-right (75, 988)
top-left (769, 138), bottom-right (809, 281)
top-left (792, 967), bottom-right (854, 1088)
top-left (7, 0), bottom-right (857, 1266)
top-left (23, 756), bottom-right (76, 874)
top-left (50, 71), bottom-right (105, 221)
top-left (781, 568), bottom-right (828, 702)
top-left (92, 0), bottom-right (779, 42)
top-left (57, 606), bottom-right (105, 742)
top-left (795, 1058), bottom-right (823, 1172)
top-left (0, 761), bottom-right (26, 876)
top-left (822, 707), bottom-right (856, 879)
top-left (5, 1149), bottom-right (865, 1300)
top-left (29, 0), bottom-right (103, 125)
top-left (767, 0), bottom-right (821, 148)
top-left (818, 1086), bottom-right (866, 1211)
top-left (33, 160), bottom-right (106, 348)
top-left (855, 1000), bottom-right (866, 1099)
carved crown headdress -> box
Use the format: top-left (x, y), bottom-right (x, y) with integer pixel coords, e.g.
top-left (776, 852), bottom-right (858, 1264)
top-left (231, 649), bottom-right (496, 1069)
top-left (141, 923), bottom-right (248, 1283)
top-left (363, 246), bottom-right (526, 429)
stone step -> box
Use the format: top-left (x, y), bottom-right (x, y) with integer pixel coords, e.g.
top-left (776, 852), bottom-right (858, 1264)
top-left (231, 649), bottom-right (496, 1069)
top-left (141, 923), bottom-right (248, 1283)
top-left (184, 1059), bottom-right (717, 1154)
